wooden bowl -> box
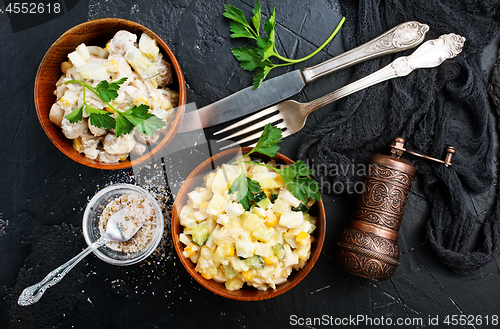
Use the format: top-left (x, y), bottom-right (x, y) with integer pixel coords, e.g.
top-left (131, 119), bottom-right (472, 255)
top-left (34, 18), bottom-right (186, 170)
top-left (172, 147), bottom-right (326, 301)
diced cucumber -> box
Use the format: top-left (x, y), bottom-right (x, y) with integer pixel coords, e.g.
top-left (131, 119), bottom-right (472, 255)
top-left (223, 264), bottom-right (237, 280)
top-left (291, 203), bottom-right (309, 212)
top-left (272, 243), bottom-right (286, 260)
top-left (307, 224), bottom-right (317, 235)
top-left (255, 192), bottom-right (271, 209)
top-left (303, 212), bottom-right (311, 222)
top-left (254, 191), bottom-right (267, 203)
top-left (252, 226), bottom-right (273, 243)
top-left (245, 255), bottom-right (264, 269)
top-left (191, 225), bottom-right (210, 246)
top-left (270, 193), bottom-right (279, 203)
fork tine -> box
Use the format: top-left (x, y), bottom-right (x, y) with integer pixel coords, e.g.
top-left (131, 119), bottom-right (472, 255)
top-left (213, 106), bottom-right (279, 136)
top-left (219, 122), bottom-right (288, 151)
top-left (245, 122), bottom-right (291, 148)
top-left (219, 131), bottom-right (264, 150)
top-left (216, 112), bottom-right (283, 142)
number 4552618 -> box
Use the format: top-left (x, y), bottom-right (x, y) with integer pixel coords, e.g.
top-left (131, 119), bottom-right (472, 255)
top-left (5, 2), bottom-right (61, 14)
top-left (444, 315), bottom-right (498, 326)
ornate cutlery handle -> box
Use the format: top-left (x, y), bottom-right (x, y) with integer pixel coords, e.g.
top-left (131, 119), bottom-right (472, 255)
top-left (17, 237), bottom-right (108, 306)
top-left (302, 21), bottom-right (430, 83)
top-left (307, 33), bottom-right (466, 111)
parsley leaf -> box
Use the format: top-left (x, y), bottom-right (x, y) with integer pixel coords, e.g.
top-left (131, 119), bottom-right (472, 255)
top-left (65, 105), bottom-right (84, 124)
top-left (64, 78), bottom-right (166, 137)
top-left (88, 110), bottom-right (115, 131)
top-left (263, 7), bottom-right (275, 39)
top-left (231, 47), bottom-right (267, 71)
top-left (275, 161), bottom-right (321, 202)
top-left (229, 21), bottom-right (255, 39)
top-left (95, 77), bottom-right (127, 102)
top-left (84, 105), bottom-right (109, 116)
top-left (251, 0), bottom-right (261, 32)
top-left (118, 104), bottom-right (166, 137)
top-left (228, 170), bottom-right (262, 210)
top-left (115, 114), bottom-right (136, 137)
top-left (231, 123), bottom-right (321, 205)
top-left (253, 66), bottom-right (273, 92)
top-left (224, 1), bottom-right (345, 89)
top-left (249, 123), bottom-right (282, 158)
top-left (223, 4), bottom-right (252, 29)
top-left (256, 36), bottom-right (274, 62)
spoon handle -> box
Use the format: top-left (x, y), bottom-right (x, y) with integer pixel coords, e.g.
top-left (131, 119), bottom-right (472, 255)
top-left (305, 33), bottom-right (466, 112)
top-left (17, 237), bottom-right (109, 306)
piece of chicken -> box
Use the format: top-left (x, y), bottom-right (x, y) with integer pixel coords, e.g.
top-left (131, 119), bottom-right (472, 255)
top-left (61, 117), bottom-right (88, 139)
top-left (106, 30), bottom-right (137, 56)
top-left (103, 133), bottom-right (136, 155)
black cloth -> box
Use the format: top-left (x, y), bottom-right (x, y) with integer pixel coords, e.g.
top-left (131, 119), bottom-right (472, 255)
top-left (298, 0), bottom-right (500, 274)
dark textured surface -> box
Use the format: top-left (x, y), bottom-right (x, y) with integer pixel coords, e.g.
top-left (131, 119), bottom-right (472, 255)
top-left (298, 0), bottom-right (500, 274)
top-left (1, 1), bottom-right (500, 328)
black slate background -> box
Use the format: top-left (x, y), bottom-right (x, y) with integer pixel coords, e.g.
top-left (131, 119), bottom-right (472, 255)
top-left (1, 0), bottom-right (500, 328)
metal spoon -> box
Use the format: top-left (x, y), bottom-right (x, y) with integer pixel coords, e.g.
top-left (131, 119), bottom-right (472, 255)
top-left (18, 208), bottom-right (142, 306)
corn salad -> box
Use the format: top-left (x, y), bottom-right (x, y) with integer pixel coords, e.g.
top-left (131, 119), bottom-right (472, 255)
top-left (179, 158), bottom-right (317, 291)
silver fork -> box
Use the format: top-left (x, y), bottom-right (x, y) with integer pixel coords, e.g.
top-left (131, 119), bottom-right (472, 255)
top-left (215, 33), bottom-right (466, 149)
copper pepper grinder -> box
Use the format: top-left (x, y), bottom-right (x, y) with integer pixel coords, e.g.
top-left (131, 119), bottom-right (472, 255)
top-left (335, 137), bottom-right (456, 281)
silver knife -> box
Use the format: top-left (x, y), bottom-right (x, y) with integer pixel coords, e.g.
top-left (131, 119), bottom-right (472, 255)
top-left (178, 21), bottom-right (429, 132)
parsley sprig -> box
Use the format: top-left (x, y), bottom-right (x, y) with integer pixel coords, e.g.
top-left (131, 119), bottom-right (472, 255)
top-left (224, 1), bottom-right (345, 89)
top-left (228, 172), bottom-right (262, 211)
top-left (64, 78), bottom-right (165, 137)
top-left (229, 124), bottom-right (321, 210)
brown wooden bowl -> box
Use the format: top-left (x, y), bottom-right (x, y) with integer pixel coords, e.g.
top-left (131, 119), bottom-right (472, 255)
top-left (35, 18), bottom-right (186, 170)
top-left (171, 147), bottom-right (326, 301)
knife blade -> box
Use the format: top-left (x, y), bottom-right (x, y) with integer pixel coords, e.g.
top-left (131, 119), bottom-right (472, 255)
top-left (178, 21), bottom-right (429, 132)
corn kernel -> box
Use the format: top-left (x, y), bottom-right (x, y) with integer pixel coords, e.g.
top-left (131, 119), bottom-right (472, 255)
top-left (220, 245), bottom-right (235, 257)
top-left (264, 219), bottom-right (277, 228)
top-left (265, 209), bottom-right (278, 227)
top-left (263, 256), bottom-right (278, 266)
top-left (183, 242), bottom-right (198, 258)
top-left (134, 96), bottom-right (149, 106)
top-left (147, 78), bottom-right (158, 89)
top-left (60, 98), bottom-right (71, 108)
top-left (242, 270), bottom-right (254, 281)
top-left (119, 155), bottom-right (128, 161)
top-left (296, 231), bottom-right (309, 246)
top-left (202, 272), bottom-right (214, 280)
top-left (199, 201), bottom-right (210, 213)
top-left (72, 137), bottom-right (82, 152)
top-left (263, 189), bottom-right (272, 199)
top-left (107, 59), bottom-right (119, 73)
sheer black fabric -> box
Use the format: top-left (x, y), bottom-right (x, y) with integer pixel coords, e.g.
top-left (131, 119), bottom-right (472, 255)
top-left (298, 0), bottom-right (500, 273)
